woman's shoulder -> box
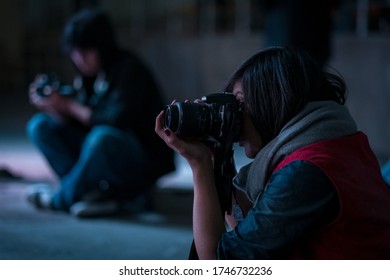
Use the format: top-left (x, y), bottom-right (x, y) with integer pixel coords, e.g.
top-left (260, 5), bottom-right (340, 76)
top-left (265, 160), bottom-right (336, 204)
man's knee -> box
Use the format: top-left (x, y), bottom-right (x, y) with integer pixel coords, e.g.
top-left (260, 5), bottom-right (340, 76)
top-left (83, 125), bottom-right (121, 150)
top-left (26, 113), bottom-right (54, 142)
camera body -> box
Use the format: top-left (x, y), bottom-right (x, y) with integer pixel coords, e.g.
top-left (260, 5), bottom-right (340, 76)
top-left (35, 73), bottom-right (73, 97)
top-left (163, 93), bottom-right (242, 145)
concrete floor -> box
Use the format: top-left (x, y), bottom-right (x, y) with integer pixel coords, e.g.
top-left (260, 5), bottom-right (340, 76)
top-left (0, 141), bottom-right (195, 260)
top-left (0, 178), bottom-right (194, 260)
top-left (0, 188), bottom-right (195, 261)
top-left (0, 155), bottom-right (198, 260)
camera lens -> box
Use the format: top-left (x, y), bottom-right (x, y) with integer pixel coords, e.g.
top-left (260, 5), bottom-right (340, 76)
top-left (163, 102), bottom-right (211, 138)
top-left (163, 104), bottom-right (180, 132)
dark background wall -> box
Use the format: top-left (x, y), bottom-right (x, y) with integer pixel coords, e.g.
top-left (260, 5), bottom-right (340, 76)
top-left (1, 0), bottom-right (390, 159)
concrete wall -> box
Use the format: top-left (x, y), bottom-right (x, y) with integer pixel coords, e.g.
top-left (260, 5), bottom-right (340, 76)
top-left (331, 35), bottom-right (390, 159)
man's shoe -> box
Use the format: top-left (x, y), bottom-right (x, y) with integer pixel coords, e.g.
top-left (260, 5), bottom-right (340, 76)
top-left (26, 184), bottom-right (55, 209)
top-left (69, 200), bottom-right (120, 218)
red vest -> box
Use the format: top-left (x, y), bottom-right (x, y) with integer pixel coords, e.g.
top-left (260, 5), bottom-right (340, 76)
top-left (274, 132), bottom-right (390, 259)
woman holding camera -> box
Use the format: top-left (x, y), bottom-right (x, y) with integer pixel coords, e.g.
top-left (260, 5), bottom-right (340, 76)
top-left (155, 46), bottom-right (390, 259)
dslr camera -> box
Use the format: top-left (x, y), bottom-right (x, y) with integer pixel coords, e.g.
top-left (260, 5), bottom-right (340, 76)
top-left (163, 93), bottom-right (242, 146)
top-left (35, 73), bottom-right (73, 97)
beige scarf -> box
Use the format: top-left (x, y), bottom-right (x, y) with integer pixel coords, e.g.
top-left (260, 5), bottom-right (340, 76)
top-left (233, 101), bottom-right (358, 204)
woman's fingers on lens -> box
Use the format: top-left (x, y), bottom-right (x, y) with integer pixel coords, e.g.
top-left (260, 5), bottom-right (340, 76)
top-left (155, 111), bottom-right (165, 133)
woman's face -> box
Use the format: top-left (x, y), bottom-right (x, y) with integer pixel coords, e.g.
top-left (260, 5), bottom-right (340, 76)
top-left (232, 81), bottom-right (263, 159)
top-left (70, 48), bottom-right (101, 76)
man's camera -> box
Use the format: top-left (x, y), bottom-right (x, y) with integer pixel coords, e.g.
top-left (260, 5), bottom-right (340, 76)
top-left (163, 93), bottom-right (242, 145)
top-left (35, 73), bottom-right (73, 97)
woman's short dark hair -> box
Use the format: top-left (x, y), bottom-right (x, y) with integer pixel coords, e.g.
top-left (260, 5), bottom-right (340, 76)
top-left (61, 8), bottom-right (118, 67)
top-left (224, 46), bottom-right (346, 144)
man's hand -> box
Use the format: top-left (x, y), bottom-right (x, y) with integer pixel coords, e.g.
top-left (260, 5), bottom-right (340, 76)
top-left (28, 74), bottom-right (91, 125)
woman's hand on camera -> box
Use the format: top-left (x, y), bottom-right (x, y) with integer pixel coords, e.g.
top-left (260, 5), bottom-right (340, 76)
top-left (155, 99), bottom-right (213, 169)
top-left (155, 100), bottom-right (225, 260)
top-left (155, 111), bottom-right (212, 170)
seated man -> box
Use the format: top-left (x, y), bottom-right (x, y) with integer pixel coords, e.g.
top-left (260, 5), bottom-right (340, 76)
top-left (26, 8), bottom-right (175, 217)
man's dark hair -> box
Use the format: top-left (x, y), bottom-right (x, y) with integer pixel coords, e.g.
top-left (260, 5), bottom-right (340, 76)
top-left (61, 8), bottom-right (118, 68)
